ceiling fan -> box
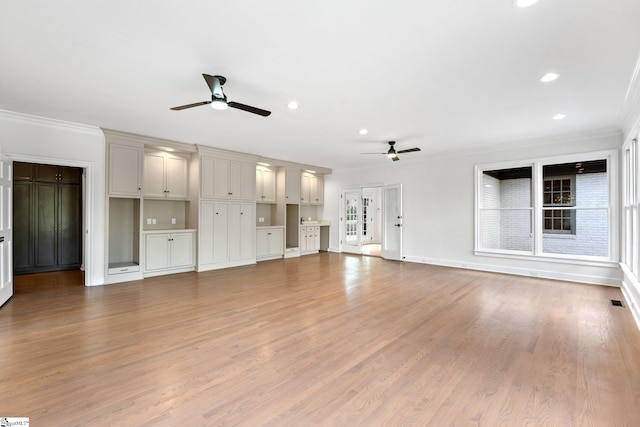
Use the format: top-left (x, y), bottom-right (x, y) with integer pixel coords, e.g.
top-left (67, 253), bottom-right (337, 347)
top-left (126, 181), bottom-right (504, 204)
top-left (361, 141), bottom-right (421, 161)
top-left (170, 74), bottom-right (271, 117)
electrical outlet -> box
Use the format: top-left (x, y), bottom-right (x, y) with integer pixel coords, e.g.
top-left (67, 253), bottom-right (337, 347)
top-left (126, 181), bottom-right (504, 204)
top-left (152, 218), bottom-right (156, 225)
top-left (258, 217), bottom-right (264, 223)
top-left (171, 218), bottom-right (176, 225)
top-left (146, 218), bottom-right (152, 225)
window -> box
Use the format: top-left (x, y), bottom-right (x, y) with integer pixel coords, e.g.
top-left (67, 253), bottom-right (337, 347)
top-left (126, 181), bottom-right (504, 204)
top-left (345, 193), bottom-right (358, 242)
top-left (622, 137), bottom-right (639, 276)
top-left (543, 177), bottom-right (575, 234)
top-left (476, 152), bottom-right (616, 261)
top-left (362, 196), bottom-right (372, 239)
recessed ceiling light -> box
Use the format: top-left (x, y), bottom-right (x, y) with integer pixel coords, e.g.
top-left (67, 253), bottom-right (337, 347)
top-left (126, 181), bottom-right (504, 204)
top-left (513, 0), bottom-right (538, 8)
top-left (540, 72), bottom-right (559, 83)
top-left (359, 129), bottom-right (368, 135)
top-left (552, 113), bottom-right (566, 120)
top-left (287, 101), bottom-right (299, 110)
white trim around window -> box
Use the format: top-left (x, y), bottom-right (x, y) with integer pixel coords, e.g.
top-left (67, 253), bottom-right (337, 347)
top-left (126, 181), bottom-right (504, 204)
top-left (474, 150), bottom-right (618, 265)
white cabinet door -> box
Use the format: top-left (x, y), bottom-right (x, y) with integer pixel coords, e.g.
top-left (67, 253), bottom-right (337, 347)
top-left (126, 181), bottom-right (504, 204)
top-left (256, 168), bottom-right (276, 202)
top-left (144, 153), bottom-right (166, 198)
top-left (165, 154), bottom-right (188, 199)
top-left (256, 228), bottom-right (283, 258)
top-left (300, 226), bottom-right (308, 251)
top-left (312, 175), bottom-right (324, 205)
top-left (256, 229), bottom-right (269, 258)
top-left (229, 202), bottom-right (254, 261)
top-left (229, 203), bottom-right (242, 261)
top-left (170, 232), bottom-right (193, 267)
top-left (285, 169), bottom-right (301, 203)
top-left (269, 228), bottom-right (284, 255)
top-left (201, 157), bottom-right (215, 199)
top-left (212, 202), bottom-right (229, 263)
top-left (109, 143), bottom-right (142, 197)
top-left (231, 161), bottom-right (255, 201)
top-left (312, 226), bottom-right (321, 250)
top-left (239, 203), bottom-right (255, 260)
top-left (199, 201), bottom-right (215, 264)
top-left (144, 152), bottom-right (189, 199)
top-left (261, 169), bottom-right (276, 202)
top-left (300, 174), bottom-right (311, 205)
top-left (145, 233), bottom-right (171, 270)
top-left (213, 159), bottom-right (231, 199)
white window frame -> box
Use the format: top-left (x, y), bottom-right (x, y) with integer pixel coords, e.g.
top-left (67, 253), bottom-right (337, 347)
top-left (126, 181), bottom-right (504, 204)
top-left (622, 133), bottom-right (640, 278)
top-left (474, 150), bottom-right (618, 266)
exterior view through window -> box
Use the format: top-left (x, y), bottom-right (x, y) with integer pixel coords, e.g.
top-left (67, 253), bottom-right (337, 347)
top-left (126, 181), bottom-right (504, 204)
top-left (477, 157), bottom-right (610, 259)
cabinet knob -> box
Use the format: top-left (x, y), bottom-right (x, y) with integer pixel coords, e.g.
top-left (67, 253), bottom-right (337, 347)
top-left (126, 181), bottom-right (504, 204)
top-left (228, 192), bottom-right (233, 195)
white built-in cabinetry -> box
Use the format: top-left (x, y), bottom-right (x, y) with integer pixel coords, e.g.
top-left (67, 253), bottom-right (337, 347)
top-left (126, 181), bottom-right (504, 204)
top-left (300, 225), bottom-right (321, 253)
top-left (256, 227), bottom-right (284, 260)
top-left (144, 230), bottom-right (195, 276)
top-left (285, 169), bottom-right (301, 203)
top-left (144, 151), bottom-right (189, 199)
top-left (199, 201), bottom-right (255, 268)
top-left (300, 172), bottom-right (324, 205)
top-left (105, 131), bottom-right (330, 284)
top-left (201, 156), bottom-right (255, 200)
top-left (197, 148), bottom-right (258, 271)
top-left (256, 167), bottom-right (276, 202)
top-left (106, 134), bottom-right (144, 284)
top-left (108, 142), bottom-right (142, 197)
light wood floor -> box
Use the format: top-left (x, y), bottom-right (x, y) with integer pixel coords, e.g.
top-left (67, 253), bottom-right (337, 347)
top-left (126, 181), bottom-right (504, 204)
top-left (1, 254), bottom-right (639, 426)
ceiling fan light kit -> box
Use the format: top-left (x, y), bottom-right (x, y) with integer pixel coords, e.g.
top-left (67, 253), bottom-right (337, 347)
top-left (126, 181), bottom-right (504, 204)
top-left (171, 74), bottom-right (271, 117)
top-left (361, 141), bottom-right (420, 162)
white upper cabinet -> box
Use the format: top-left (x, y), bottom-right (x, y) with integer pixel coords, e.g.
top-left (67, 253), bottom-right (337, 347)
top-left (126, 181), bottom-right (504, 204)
top-left (256, 167), bottom-right (276, 203)
top-left (144, 152), bottom-right (189, 199)
top-left (285, 168), bottom-right (301, 204)
top-left (108, 143), bottom-right (143, 197)
top-left (301, 173), bottom-right (324, 205)
top-left (201, 156), bottom-right (255, 200)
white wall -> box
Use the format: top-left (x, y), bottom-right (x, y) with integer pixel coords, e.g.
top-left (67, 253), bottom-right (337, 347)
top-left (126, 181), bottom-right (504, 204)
top-left (0, 110), bottom-right (106, 285)
top-left (321, 131), bottom-right (622, 286)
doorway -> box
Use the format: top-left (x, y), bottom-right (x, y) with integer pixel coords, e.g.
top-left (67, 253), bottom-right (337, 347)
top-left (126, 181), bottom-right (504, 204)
top-left (13, 162), bottom-right (84, 276)
top-left (340, 184), bottom-right (402, 260)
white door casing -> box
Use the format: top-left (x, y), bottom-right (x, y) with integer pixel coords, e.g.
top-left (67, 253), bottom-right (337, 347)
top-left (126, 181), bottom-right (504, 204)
top-left (0, 155), bottom-right (13, 307)
top-left (382, 184), bottom-right (402, 261)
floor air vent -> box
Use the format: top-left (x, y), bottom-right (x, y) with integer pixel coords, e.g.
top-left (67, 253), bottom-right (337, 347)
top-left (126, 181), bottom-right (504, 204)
top-left (611, 299), bottom-right (624, 307)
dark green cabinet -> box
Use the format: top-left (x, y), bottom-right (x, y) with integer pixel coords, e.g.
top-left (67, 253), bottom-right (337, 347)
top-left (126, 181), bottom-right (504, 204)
top-left (13, 162), bottom-right (83, 274)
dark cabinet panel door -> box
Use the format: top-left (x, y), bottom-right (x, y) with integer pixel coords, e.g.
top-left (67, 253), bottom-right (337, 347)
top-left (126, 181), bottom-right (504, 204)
top-left (13, 182), bottom-right (33, 271)
top-left (13, 163), bottom-right (83, 274)
top-left (13, 162), bottom-right (34, 181)
top-left (59, 166), bottom-right (82, 184)
top-left (35, 164), bottom-right (59, 182)
top-left (35, 182), bottom-right (57, 268)
top-left (58, 184), bottom-right (82, 266)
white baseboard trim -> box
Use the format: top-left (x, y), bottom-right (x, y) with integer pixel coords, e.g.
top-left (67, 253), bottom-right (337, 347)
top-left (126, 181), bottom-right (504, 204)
top-left (402, 256), bottom-right (620, 287)
top-left (620, 265), bottom-right (640, 331)
top-left (327, 247), bottom-right (341, 253)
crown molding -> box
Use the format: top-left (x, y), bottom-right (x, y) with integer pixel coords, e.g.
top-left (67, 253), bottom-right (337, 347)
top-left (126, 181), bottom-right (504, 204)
top-left (421, 127), bottom-right (621, 163)
top-left (103, 129), bottom-right (197, 153)
top-left (0, 109), bottom-right (103, 136)
top-left (618, 52), bottom-right (640, 139)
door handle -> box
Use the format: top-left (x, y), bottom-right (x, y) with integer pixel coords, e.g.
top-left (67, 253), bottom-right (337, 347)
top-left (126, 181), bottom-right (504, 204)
top-left (394, 224), bottom-right (402, 227)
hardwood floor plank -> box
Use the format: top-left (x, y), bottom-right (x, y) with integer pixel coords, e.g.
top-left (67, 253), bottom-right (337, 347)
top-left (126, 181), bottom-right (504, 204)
top-left (1, 254), bottom-right (639, 426)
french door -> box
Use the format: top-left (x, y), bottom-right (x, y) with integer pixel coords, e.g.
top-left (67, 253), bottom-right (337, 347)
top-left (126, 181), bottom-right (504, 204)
top-left (341, 190), bottom-right (362, 254)
top-left (341, 184), bottom-right (402, 260)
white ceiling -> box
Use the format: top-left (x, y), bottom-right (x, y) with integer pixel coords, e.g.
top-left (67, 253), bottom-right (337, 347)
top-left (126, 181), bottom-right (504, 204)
top-left (2, 0), bottom-right (640, 171)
